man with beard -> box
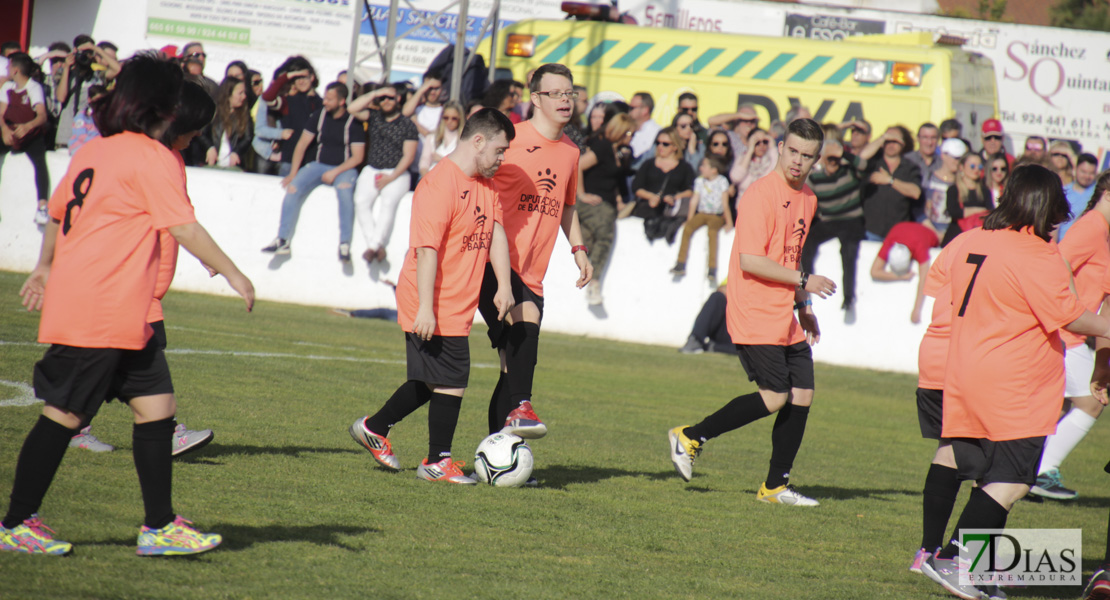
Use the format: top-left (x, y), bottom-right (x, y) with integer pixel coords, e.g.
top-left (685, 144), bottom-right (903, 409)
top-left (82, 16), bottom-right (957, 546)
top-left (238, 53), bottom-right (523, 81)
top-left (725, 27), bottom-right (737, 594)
top-left (477, 64), bottom-right (593, 468)
top-left (349, 84), bottom-right (419, 264)
top-left (348, 109), bottom-right (516, 484)
top-left (262, 82), bottom-right (365, 259)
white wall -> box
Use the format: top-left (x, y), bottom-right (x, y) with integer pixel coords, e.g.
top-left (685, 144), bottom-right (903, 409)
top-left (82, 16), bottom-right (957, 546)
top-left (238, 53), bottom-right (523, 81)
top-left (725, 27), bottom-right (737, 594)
top-left (0, 152), bottom-right (931, 374)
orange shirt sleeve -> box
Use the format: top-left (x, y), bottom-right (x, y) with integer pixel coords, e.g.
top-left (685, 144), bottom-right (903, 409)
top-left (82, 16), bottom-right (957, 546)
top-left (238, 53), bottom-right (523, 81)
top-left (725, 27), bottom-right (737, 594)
top-left (1021, 246), bottom-right (1087, 335)
top-left (139, 145), bottom-right (196, 230)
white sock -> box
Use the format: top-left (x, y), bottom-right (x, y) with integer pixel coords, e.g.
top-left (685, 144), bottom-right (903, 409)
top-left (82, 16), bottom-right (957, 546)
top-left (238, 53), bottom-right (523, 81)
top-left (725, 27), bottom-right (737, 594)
top-left (1038, 408), bottom-right (1098, 474)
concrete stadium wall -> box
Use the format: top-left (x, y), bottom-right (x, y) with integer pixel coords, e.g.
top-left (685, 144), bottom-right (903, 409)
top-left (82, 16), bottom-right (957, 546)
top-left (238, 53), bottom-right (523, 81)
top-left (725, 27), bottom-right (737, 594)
top-left (0, 152), bottom-right (933, 375)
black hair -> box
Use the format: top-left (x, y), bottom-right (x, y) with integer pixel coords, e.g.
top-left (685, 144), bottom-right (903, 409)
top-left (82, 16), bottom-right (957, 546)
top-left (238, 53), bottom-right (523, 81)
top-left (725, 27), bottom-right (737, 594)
top-left (707, 129), bottom-right (735, 167)
top-left (939, 118), bottom-right (962, 135)
top-left (47, 41), bottom-right (71, 54)
top-left (530, 63), bottom-right (574, 90)
top-left (72, 34), bottom-right (94, 48)
top-left (225, 60), bottom-right (249, 79)
top-left (785, 118), bottom-right (824, 145)
top-left (6, 53), bottom-right (34, 78)
top-left (461, 107), bottom-right (516, 143)
top-left (702, 153), bottom-right (727, 175)
top-left (1078, 153), bottom-right (1098, 169)
top-left (482, 79), bottom-right (517, 109)
top-left (983, 164), bottom-right (1070, 242)
top-left (889, 125), bottom-right (915, 154)
top-left (274, 55), bottom-right (316, 82)
top-left (161, 81), bottom-right (215, 146)
top-left (678, 92), bottom-right (697, 105)
top-left (325, 81), bottom-right (349, 102)
top-left (632, 91), bottom-right (654, 114)
top-left (588, 102), bottom-right (621, 139)
top-left (94, 52), bottom-right (183, 139)
top-left (1, 41), bottom-right (22, 55)
top-left (96, 41), bottom-right (117, 52)
top-left (917, 122), bottom-right (938, 135)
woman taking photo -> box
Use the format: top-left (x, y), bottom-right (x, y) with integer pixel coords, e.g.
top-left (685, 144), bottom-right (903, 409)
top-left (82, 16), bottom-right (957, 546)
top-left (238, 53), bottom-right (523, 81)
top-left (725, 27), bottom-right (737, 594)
top-left (941, 152), bottom-right (993, 246)
top-left (577, 113), bottom-right (635, 306)
top-left (201, 77), bottom-right (253, 169)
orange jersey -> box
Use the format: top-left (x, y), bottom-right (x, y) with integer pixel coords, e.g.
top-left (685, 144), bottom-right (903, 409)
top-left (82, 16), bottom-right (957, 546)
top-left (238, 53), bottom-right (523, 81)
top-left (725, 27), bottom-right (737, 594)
top-left (40, 132), bottom-right (197, 350)
top-left (726, 171), bottom-right (816, 346)
top-left (1058, 210), bottom-right (1110, 349)
top-left (397, 158), bottom-right (503, 336)
top-left (491, 120), bottom-right (579, 296)
top-left (147, 152), bottom-right (191, 324)
top-left (917, 234), bottom-right (969, 389)
top-left (942, 227), bottom-right (1084, 441)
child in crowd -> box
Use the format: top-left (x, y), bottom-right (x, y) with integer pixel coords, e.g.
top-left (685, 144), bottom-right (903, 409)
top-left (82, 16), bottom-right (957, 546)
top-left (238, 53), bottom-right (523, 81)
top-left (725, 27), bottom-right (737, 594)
top-left (671, 154), bottom-right (733, 285)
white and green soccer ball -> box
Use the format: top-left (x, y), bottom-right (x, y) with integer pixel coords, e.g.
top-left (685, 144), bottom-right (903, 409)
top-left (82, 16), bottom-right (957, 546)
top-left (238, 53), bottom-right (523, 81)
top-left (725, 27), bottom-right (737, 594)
top-left (473, 432), bottom-right (533, 487)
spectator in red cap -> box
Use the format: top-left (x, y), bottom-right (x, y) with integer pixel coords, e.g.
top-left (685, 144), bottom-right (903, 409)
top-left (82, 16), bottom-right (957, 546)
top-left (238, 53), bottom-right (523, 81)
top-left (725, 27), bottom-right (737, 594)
top-left (978, 118), bottom-right (1013, 168)
top-left (159, 45), bottom-right (178, 61)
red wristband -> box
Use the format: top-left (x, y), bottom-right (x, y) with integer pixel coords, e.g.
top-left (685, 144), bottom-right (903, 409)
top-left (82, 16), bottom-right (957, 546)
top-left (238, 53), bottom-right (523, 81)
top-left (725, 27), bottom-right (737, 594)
top-left (571, 245), bottom-right (588, 254)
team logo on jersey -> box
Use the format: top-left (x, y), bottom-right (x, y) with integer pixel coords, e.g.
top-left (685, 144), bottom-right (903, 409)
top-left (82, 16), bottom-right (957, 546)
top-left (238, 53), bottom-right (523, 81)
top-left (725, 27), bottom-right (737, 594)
top-left (525, 146), bottom-right (542, 153)
top-left (461, 204), bottom-right (492, 252)
top-left (535, 168), bottom-right (558, 193)
top-left (461, 190), bottom-right (469, 199)
top-left (791, 218), bottom-right (807, 243)
top-left (784, 218), bottom-right (807, 266)
top-left (473, 204), bottom-right (487, 229)
top-left (783, 199), bottom-right (792, 209)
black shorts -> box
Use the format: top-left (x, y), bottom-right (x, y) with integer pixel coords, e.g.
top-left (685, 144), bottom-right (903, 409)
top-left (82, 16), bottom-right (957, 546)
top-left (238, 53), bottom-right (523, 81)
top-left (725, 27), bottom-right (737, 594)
top-left (477, 262), bottom-right (544, 348)
top-left (916, 388), bottom-right (944, 440)
top-left (32, 333), bottom-right (175, 417)
top-left (735, 341), bottom-right (814, 393)
top-left (951, 437), bottom-right (1046, 485)
top-left (405, 333), bottom-right (470, 389)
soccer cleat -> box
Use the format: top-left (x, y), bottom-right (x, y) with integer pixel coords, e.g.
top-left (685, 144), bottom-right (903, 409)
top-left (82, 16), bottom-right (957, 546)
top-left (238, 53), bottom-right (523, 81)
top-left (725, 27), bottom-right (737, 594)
top-left (502, 400), bottom-right (547, 439)
top-left (679, 336), bottom-right (705, 354)
top-left (348, 417), bottom-right (400, 470)
top-left (911, 547), bottom-right (933, 574)
top-left (0, 514), bottom-right (73, 556)
top-left (338, 243), bottom-right (351, 262)
top-left (261, 237), bottom-right (290, 255)
top-left (34, 206), bottom-right (49, 226)
top-left (1083, 566), bottom-right (1110, 600)
top-left (756, 483), bottom-right (820, 506)
top-left (70, 426), bottom-right (115, 452)
top-left (136, 515), bottom-right (221, 556)
top-left (668, 426), bottom-right (701, 482)
top-left (172, 423), bottom-right (214, 458)
top-left (921, 555), bottom-right (986, 600)
top-left (416, 457), bottom-right (476, 484)
top-left (1029, 468), bottom-right (1078, 500)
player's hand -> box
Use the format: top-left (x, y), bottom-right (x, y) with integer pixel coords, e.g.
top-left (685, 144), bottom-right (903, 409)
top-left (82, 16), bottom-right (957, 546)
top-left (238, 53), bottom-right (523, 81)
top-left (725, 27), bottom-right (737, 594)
top-left (493, 287), bottom-right (514, 321)
top-left (321, 169), bottom-right (337, 185)
top-left (413, 306), bottom-right (436, 340)
top-left (869, 171), bottom-right (892, 186)
top-left (12, 124), bottom-right (30, 139)
top-left (724, 223), bottom-right (734, 233)
top-left (798, 310), bottom-right (821, 345)
top-left (206, 147), bottom-right (217, 166)
top-left (228, 152), bottom-right (241, 167)
top-left (1091, 352), bottom-right (1110, 405)
top-left (225, 272), bottom-right (255, 312)
top-left (377, 173), bottom-right (395, 188)
top-left (662, 194), bottom-right (675, 206)
top-left (19, 266), bottom-right (50, 312)
top-left (281, 128), bottom-right (295, 140)
top-left (574, 250), bottom-right (593, 288)
top-left (580, 193), bottom-right (603, 206)
top-left (286, 69), bottom-right (310, 80)
top-left (1, 129), bottom-right (13, 146)
top-left (911, 306), bottom-right (923, 325)
top-left (804, 274), bottom-right (836, 298)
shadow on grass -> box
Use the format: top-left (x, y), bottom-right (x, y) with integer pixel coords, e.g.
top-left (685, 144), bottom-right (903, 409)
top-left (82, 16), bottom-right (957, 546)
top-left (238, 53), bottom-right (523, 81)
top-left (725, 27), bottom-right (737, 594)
top-left (788, 485), bottom-right (918, 502)
top-left (86, 523), bottom-right (379, 553)
top-left (178, 443), bottom-right (362, 464)
top-left (535, 464), bottom-right (695, 490)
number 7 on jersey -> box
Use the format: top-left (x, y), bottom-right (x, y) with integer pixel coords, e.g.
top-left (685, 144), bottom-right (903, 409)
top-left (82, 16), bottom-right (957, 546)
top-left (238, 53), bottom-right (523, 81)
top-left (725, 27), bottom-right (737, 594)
top-left (957, 253), bottom-right (987, 317)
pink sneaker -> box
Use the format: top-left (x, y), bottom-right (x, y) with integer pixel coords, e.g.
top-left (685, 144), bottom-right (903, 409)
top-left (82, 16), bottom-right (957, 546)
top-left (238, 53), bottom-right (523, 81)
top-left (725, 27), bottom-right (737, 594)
top-left (502, 400), bottom-right (547, 439)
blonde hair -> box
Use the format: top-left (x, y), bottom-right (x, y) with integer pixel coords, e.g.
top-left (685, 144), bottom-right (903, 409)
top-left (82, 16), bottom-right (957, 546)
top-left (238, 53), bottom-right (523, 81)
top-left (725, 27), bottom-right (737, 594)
top-left (657, 126), bottom-right (685, 156)
top-left (434, 101), bottom-right (464, 149)
top-left (603, 113), bottom-right (635, 143)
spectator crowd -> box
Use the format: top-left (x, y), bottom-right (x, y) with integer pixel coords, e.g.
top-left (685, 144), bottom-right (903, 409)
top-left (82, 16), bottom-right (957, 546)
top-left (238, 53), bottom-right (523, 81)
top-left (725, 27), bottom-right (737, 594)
top-left (1, 36), bottom-right (1104, 315)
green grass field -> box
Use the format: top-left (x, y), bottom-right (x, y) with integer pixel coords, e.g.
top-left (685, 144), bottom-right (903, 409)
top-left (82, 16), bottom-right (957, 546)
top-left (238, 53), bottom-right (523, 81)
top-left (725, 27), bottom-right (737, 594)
top-left (0, 268), bottom-right (1106, 599)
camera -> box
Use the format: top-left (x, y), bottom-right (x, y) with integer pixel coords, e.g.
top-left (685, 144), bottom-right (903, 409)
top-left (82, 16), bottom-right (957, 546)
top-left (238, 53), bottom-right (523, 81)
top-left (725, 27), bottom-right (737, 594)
top-left (75, 49), bottom-right (95, 67)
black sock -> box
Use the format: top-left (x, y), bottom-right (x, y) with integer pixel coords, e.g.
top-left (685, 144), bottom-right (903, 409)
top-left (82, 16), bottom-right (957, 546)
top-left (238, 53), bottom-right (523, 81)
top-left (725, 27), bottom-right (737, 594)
top-left (938, 487), bottom-right (1009, 559)
top-left (921, 464), bottom-right (961, 550)
top-left (505, 322), bottom-right (540, 406)
top-left (766, 404), bottom-right (810, 488)
top-left (427, 392), bottom-right (463, 463)
top-left (365, 380), bottom-right (432, 435)
top-left (1105, 503), bottom-right (1110, 565)
top-left (684, 391), bottom-right (771, 443)
top-left (133, 417), bottom-right (177, 530)
top-left (488, 371), bottom-right (511, 435)
top-left (3, 415), bottom-right (76, 529)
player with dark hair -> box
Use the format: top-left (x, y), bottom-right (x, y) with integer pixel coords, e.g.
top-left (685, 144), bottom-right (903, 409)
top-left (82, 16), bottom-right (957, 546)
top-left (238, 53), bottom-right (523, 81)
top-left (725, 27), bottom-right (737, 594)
top-left (668, 118), bottom-right (835, 506)
top-left (350, 108), bottom-right (516, 484)
top-left (0, 53), bottom-right (254, 557)
top-left (920, 164), bottom-right (1110, 598)
top-left (476, 63), bottom-right (593, 458)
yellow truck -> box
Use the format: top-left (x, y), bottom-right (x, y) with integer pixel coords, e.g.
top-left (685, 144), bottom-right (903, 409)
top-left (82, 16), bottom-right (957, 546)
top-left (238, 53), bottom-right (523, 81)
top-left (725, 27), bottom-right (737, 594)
top-left (479, 18), bottom-right (997, 137)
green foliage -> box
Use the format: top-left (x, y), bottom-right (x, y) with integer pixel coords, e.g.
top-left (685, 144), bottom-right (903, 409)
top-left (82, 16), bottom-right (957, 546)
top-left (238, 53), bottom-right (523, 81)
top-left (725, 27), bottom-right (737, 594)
top-left (0, 270), bottom-right (1105, 599)
top-left (939, 0), bottom-right (1009, 22)
top-left (1051, 0), bottom-right (1110, 30)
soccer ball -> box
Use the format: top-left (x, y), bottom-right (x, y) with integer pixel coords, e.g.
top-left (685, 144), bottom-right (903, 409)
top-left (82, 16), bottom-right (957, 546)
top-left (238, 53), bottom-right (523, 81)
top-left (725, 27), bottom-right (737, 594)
top-left (473, 432), bottom-right (533, 487)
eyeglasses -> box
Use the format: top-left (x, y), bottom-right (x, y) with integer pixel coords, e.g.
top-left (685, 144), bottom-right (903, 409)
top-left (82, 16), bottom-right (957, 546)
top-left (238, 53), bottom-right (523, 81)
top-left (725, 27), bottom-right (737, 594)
top-left (534, 90), bottom-right (579, 100)
top-left (1025, 144), bottom-right (1044, 151)
top-left (1051, 152), bottom-right (1070, 159)
top-left (655, 140), bottom-right (673, 147)
top-left (678, 123), bottom-right (691, 129)
top-left (852, 128), bottom-right (870, 135)
top-left (251, 79), bottom-right (263, 86)
top-left (754, 139), bottom-right (770, 146)
top-left (966, 164), bottom-right (983, 170)
top-left (427, 86), bottom-right (442, 91)
top-left (680, 106), bottom-right (698, 113)
top-left (983, 134), bottom-right (1002, 141)
top-left (991, 166), bottom-right (1008, 172)
top-left (825, 156), bottom-right (842, 163)
top-left (710, 141), bottom-right (729, 147)
top-left (737, 118), bottom-right (757, 125)
top-left (378, 95), bottom-right (397, 101)
top-left (186, 52), bottom-right (206, 59)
